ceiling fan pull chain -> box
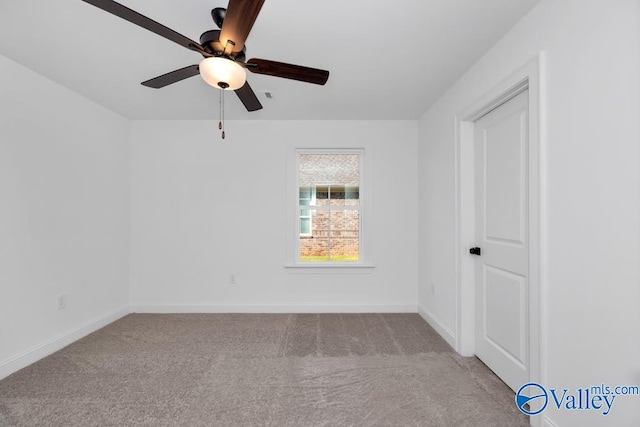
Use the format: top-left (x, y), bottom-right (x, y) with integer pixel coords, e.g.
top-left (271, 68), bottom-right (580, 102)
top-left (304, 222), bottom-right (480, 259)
top-left (221, 89), bottom-right (226, 139)
top-left (218, 88), bottom-right (223, 130)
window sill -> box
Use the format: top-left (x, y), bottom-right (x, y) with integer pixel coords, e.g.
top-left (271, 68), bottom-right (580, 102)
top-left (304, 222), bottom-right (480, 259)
top-left (284, 263), bottom-right (375, 274)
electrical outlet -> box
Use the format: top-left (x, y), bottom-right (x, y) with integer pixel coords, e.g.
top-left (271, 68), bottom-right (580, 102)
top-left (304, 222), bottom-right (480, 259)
top-left (229, 274), bottom-right (237, 285)
top-left (57, 294), bottom-right (67, 310)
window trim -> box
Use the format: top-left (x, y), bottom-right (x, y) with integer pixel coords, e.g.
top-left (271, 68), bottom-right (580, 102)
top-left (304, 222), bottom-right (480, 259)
top-left (285, 147), bottom-right (374, 270)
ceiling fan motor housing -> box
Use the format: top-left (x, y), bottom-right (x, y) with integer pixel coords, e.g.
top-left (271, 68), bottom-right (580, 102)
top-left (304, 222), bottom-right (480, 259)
top-left (211, 7), bottom-right (226, 29)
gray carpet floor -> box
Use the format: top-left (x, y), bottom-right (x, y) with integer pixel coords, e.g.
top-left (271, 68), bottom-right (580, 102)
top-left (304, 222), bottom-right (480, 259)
top-left (0, 313), bottom-right (528, 426)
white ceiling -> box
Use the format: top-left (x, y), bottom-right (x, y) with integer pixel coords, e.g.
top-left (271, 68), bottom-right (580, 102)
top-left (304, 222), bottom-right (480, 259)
top-left (0, 0), bottom-right (538, 120)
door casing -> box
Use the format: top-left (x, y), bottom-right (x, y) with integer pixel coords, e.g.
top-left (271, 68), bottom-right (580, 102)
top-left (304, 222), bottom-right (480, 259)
top-left (454, 54), bottom-right (544, 407)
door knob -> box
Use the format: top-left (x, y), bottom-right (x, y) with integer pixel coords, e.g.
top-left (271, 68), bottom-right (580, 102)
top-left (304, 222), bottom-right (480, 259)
top-left (469, 247), bottom-right (481, 256)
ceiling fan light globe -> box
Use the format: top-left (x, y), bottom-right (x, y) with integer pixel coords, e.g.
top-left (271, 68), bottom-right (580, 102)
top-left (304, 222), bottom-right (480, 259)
top-left (199, 57), bottom-right (246, 90)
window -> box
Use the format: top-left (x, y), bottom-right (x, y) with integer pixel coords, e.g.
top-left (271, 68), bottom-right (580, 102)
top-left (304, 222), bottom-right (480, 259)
top-left (296, 151), bottom-right (362, 263)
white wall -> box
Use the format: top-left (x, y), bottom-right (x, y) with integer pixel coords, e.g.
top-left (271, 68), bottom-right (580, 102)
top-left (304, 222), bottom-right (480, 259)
top-left (0, 55), bottom-right (130, 378)
top-left (130, 120), bottom-right (418, 311)
top-left (418, 1), bottom-right (640, 426)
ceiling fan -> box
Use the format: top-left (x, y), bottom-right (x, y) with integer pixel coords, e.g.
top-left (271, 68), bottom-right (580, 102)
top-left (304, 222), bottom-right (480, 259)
top-left (81, 0), bottom-right (330, 115)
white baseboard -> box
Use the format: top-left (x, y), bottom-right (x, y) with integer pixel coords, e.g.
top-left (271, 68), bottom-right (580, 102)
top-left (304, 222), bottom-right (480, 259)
top-left (0, 306), bottom-right (130, 380)
top-left (540, 416), bottom-right (559, 427)
top-left (417, 305), bottom-right (456, 348)
top-left (130, 303), bottom-right (418, 314)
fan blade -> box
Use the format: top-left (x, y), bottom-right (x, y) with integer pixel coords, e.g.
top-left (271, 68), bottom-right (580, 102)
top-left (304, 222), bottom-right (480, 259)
top-left (234, 81), bottom-right (263, 111)
top-left (81, 0), bottom-right (207, 55)
top-left (246, 58), bottom-right (329, 85)
top-left (219, 0), bottom-right (265, 54)
top-left (141, 65), bottom-right (200, 88)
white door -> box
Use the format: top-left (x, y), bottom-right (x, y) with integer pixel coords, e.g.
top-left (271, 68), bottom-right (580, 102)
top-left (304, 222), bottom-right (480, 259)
top-left (473, 90), bottom-right (529, 392)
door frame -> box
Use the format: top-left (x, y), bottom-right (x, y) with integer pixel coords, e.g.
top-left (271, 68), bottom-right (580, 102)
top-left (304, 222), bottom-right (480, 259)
top-left (454, 54), bottom-right (545, 396)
